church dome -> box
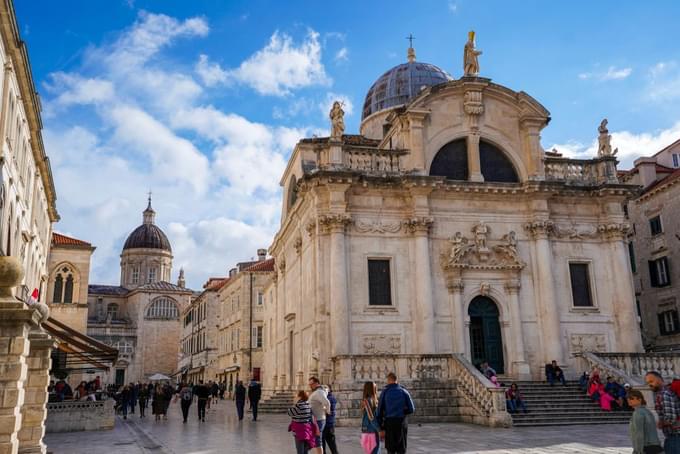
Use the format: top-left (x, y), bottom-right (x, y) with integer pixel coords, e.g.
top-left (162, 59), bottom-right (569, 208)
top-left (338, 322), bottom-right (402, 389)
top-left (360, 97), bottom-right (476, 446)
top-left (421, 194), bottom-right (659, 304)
top-left (122, 198), bottom-right (172, 252)
top-left (362, 48), bottom-right (453, 120)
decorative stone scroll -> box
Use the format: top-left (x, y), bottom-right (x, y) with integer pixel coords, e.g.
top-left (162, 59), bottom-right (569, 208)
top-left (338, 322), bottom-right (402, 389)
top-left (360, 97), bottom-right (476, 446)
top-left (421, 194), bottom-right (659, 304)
top-left (317, 214), bottom-right (352, 234)
top-left (354, 219), bottom-right (402, 234)
top-left (293, 236), bottom-right (302, 254)
top-left (523, 220), bottom-right (554, 239)
top-left (552, 223), bottom-right (599, 240)
top-left (531, 221), bottom-right (630, 240)
top-left (441, 222), bottom-right (524, 271)
top-left (362, 335), bottom-right (401, 354)
top-left (464, 90), bottom-right (484, 116)
top-left (403, 216), bottom-right (434, 234)
top-left (570, 333), bottom-right (607, 354)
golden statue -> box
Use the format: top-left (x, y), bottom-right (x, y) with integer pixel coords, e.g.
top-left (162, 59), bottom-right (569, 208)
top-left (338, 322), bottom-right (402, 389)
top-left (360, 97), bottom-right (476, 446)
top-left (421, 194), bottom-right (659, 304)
top-left (464, 31), bottom-right (482, 77)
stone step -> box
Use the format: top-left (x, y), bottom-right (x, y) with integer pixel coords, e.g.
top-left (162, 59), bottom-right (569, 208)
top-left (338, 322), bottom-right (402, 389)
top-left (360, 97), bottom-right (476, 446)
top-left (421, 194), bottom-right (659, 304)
top-left (513, 419), bottom-right (629, 427)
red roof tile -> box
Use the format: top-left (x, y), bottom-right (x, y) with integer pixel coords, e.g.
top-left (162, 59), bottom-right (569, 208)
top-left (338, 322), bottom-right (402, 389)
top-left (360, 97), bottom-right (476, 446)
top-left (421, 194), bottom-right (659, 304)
top-left (242, 258), bottom-right (275, 273)
top-left (204, 277), bottom-right (229, 290)
top-left (52, 232), bottom-right (92, 248)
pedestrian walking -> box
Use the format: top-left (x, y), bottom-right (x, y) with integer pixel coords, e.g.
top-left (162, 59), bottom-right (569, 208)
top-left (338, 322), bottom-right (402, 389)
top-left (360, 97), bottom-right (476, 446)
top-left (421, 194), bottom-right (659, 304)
top-left (176, 383), bottom-right (193, 423)
top-left (248, 377), bottom-right (262, 421)
top-left (308, 377), bottom-right (330, 454)
top-left (360, 381), bottom-right (380, 454)
top-left (129, 382), bottom-right (138, 414)
top-left (646, 370), bottom-right (680, 453)
top-left (162, 384), bottom-right (173, 419)
top-left (627, 389), bottom-right (662, 454)
top-left (322, 385), bottom-right (339, 454)
top-left (138, 385), bottom-right (148, 418)
top-left (211, 381), bottom-right (219, 404)
top-left (234, 380), bottom-right (247, 421)
top-left (288, 390), bottom-right (316, 454)
top-left (194, 380), bottom-right (210, 422)
top-left (120, 385), bottom-right (131, 420)
top-left (376, 372), bottom-right (415, 454)
top-left (152, 385), bottom-right (167, 421)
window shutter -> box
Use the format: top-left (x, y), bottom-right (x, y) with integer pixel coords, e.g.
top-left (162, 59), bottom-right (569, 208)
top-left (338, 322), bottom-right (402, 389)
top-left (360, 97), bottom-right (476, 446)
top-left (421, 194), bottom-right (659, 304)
top-left (659, 313), bottom-right (667, 335)
top-left (649, 261), bottom-right (659, 287)
top-left (665, 258), bottom-right (671, 285)
top-left (673, 311), bottom-right (680, 334)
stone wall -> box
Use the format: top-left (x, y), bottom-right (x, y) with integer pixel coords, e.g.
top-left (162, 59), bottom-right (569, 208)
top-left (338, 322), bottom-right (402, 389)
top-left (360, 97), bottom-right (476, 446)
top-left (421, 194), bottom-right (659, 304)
top-left (45, 400), bottom-right (115, 433)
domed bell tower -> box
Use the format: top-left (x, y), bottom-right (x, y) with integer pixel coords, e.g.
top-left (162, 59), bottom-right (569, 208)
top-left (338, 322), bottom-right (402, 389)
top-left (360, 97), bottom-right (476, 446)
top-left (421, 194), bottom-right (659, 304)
top-left (119, 196), bottom-right (173, 289)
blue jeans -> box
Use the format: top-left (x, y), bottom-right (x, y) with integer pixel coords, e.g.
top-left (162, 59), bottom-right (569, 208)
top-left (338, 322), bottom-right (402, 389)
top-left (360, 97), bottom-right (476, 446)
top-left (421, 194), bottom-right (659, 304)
top-left (665, 433), bottom-right (680, 454)
top-left (236, 400), bottom-right (245, 420)
top-left (315, 419), bottom-right (326, 448)
top-left (506, 399), bottom-right (527, 413)
top-left (547, 372), bottom-right (566, 385)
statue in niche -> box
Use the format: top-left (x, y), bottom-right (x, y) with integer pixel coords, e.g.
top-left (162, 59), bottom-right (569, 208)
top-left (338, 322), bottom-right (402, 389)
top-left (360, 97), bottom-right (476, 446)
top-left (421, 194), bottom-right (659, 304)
top-left (597, 118), bottom-right (618, 157)
top-left (329, 101), bottom-right (345, 140)
top-left (472, 221), bottom-right (489, 251)
top-left (464, 31), bottom-right (482, 77)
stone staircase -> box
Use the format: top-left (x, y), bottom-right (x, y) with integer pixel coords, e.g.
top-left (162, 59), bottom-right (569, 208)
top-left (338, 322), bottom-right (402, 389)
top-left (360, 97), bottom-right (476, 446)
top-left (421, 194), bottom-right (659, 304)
top-left (258, 392), bottom-right (293, 414)
top-left (507, 380), bottom-right (632, 427)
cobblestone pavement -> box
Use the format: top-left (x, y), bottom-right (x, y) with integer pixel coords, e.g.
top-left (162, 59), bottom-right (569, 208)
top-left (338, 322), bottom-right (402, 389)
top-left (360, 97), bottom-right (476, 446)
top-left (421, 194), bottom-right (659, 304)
top-left (45, 399), bottom-right (638, 454)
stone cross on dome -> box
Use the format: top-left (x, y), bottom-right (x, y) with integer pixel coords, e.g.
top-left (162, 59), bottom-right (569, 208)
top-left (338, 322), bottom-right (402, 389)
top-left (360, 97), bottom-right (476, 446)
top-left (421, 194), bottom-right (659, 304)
top-left (143, 192), bottom-right (156, 225)
top-left (406, 33), bottom-right (416, 63)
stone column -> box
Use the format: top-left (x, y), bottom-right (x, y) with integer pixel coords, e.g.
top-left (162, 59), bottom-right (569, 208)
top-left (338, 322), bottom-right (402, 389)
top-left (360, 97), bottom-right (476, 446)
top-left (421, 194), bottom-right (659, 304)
top-left (405, 217), bottom-right (436, 353)
top-left (18, 330), bottom-right (55, 454)
top-left (524, 220), bottom-right (564, 364)
top-left (505, 280), bottom-right (531, 380)
top-left (603, 224), bottom-right (644, 352)
top-left (463, 87), bottom-right (485, 183)
top-left (466, 132), bottom-right (484, 182)
top-left (0, 257), bottom-right (41, 454)
top-left (320, 214), bottom-right (352, 356)
top-left (447, 279), bottom-right (466, 354)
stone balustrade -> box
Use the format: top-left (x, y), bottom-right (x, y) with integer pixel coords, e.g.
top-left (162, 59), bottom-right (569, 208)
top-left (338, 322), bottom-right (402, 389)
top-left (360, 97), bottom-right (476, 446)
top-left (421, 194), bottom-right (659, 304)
top-left (45, 400), bottom-right (115, 433)
top-left (584, 352), bottom-right (680, 381)
top-left (544, 156), bottom-right (618, 185)
top-left (344, 149), bottom-right (404, 173)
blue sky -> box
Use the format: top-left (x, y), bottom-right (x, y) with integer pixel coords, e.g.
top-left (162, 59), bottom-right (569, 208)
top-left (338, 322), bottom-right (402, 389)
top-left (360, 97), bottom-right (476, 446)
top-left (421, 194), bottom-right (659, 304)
top-left (15, 1), bottom-right (680, 288)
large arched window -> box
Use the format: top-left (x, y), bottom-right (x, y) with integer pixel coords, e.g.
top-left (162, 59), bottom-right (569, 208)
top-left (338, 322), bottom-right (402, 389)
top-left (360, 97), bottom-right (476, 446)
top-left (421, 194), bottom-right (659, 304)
top-left (52, 265), bottom-right (77, 303)
top-left (146, 297), bottom-right (179, 320)
top-left (429, 138), bottom-right (519, 183)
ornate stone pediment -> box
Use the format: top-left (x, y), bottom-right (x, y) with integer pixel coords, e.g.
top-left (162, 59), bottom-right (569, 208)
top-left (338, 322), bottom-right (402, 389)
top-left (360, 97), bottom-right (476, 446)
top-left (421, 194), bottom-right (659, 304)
top-left (441, 222), bottom-right (524, 271)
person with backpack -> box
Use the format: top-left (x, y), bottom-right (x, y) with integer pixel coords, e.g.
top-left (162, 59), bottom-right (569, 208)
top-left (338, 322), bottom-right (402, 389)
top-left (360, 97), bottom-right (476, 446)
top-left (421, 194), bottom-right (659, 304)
top-left (376, 372), bottom-right (415, 454)
top-left (360, 381), bottom-right (380, 454)
top-left (177, 383), bottom-right (193, 423)
top-left (234, 380), bottom-right (247, 421)
top-left (646, 370), bottom-right (680, 453)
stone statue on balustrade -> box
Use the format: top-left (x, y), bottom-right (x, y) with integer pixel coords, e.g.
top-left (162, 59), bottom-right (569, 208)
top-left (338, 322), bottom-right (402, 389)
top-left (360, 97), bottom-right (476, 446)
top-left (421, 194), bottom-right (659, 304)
top-left (329, 101), bottom-right (345, 140)
top-left (464, 31), bottom-right (482, 77)
top-left (597, 119), bottom-right (618, 157)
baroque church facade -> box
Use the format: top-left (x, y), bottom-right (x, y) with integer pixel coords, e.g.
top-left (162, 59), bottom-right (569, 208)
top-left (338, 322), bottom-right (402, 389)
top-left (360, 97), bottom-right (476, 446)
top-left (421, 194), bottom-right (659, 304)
top-left (261, 40), bottom-right (643, 395)
top-left (47, 199), bottom-right (192, 385)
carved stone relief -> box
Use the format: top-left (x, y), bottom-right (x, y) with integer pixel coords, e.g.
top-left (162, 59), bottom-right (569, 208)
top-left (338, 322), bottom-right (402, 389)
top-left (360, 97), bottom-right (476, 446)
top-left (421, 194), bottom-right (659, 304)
top-left (570, 333), bottom-right (607, 353)
top-left (362, 335), bottom-right (401, 354)
top-left (354, 219), bottom-right (402, 234)
top-left (441, 222), bottom-right (524, 271)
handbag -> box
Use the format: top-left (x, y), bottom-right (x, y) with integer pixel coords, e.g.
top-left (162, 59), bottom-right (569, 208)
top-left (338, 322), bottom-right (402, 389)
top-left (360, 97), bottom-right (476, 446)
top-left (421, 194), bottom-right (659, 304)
top-left (643, 446), bottom-right (663, 454)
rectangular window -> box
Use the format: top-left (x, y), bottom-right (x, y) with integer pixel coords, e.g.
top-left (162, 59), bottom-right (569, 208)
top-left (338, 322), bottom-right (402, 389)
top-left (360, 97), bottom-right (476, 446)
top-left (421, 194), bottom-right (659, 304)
top-left (368, 259), bottom-right (392, 306)
top-left (252, 326), bottom-right (263, 348)
top-left (650, 216), bottom-right (663, 236)
top-left (257, 291), bottom-right (264, 306)
top-left (569, 263), bottom-right (594, 307)
top-left (673, 153), bottom-right (680, 168)
top-left (628, 242), bottom-right (637, 273)
top-left (131, 266), bottom-right (139, 284)
top-left (658, 310), bottom-right (680, 335)
top-left (148, 267), bottom-right (156, 283)
top-left (649, 257), bottom-right (671, 287)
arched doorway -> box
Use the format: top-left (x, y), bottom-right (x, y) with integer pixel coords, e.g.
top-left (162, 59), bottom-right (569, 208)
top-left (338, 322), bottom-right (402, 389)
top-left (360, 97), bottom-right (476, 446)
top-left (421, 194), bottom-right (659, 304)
top-left (468, 296), bottom-right (505, 373)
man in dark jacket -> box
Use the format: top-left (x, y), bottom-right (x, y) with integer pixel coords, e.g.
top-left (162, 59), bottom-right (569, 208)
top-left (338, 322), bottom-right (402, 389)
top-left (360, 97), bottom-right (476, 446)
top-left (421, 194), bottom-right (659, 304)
top-left (323, 385), bottom-right (339, 454)
top-left (376, 372), bottom-right (415, 454)
top-left (234, 380), bottom-right (246, 420)
top-left (194, 381), bottom-right (210, 422)
top-left (247, 378), bottom-right (262, 421)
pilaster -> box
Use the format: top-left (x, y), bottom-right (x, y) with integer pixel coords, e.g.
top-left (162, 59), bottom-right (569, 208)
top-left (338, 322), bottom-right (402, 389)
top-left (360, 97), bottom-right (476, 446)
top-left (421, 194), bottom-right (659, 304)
top-left (504, 280), bottom-right (530, 380)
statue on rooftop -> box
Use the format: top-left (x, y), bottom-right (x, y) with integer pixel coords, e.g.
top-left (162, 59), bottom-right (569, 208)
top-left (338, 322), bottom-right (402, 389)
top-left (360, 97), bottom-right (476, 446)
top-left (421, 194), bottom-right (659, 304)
top-left (464, 31), bottom-right (482, 77)
top-left (597, 118), bottom-right (618, 157)
top-left (329, 101), bottom-right (345, 140)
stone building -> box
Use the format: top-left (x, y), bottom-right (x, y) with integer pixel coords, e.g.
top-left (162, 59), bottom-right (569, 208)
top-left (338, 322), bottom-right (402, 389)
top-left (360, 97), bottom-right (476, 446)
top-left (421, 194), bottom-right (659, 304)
top-left (621, 138), bottom-right (680, 350)
top-left (262, 41), bottom-right (642, 408)
top-left (0, 0), bottom-right (59, 300)
top-left (215, 251), bottom-right (273, 391)
top-left (84, 199), bottom-right (193, 385)
top-left (178, 277), bottom-right (225, 383)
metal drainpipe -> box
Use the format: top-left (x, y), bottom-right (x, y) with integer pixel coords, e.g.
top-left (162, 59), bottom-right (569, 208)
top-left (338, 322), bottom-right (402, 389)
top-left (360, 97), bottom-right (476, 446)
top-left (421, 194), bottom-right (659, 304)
top-left (249, 272), bottom-right (253, 377)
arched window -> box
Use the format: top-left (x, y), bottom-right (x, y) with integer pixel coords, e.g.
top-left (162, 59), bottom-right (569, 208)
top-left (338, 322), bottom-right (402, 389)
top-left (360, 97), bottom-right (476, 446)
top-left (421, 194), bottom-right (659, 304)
top-left (146, 297), bottom-right (179, 320)
top-left (64, 275), bottom-right (74, 303)
top-left (429, 139), bottom-right (468, 180)
top-left (52, 265), bottom-right (77, 304)
top-left (107, 303), bottom-right (119, 320)
top-left (479, 141), bottom-right (519, 183)
top-left (53, 274), bottom-right (63, 303)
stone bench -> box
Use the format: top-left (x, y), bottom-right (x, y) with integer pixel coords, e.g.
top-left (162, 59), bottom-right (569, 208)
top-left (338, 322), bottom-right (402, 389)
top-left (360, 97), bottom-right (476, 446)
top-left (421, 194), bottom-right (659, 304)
top-left (46, 399), bottom-right (115, 432)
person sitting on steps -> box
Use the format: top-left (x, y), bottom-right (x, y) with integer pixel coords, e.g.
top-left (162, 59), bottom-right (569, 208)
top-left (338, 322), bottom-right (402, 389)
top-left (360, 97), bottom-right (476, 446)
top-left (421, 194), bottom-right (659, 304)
top-left (545, 360), bottom-right (566, 386)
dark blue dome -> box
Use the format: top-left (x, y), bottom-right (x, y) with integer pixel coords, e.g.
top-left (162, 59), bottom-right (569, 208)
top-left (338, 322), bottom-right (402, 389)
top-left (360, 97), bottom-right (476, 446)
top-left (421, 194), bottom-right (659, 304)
top-left (122, 224), bottom-right (172, 252)
top-left (362, 61), bottom-right (452, 120)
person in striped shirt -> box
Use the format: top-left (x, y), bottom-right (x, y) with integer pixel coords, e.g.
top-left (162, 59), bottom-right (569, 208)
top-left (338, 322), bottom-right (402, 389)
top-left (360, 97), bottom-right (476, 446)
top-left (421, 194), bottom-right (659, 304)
top-left (288, 391), bottom-right (316, 453)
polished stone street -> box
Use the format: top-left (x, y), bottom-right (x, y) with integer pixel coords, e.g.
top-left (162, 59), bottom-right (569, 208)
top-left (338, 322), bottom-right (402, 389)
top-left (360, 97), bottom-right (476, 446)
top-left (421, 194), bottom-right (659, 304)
top-left (45, 399), bottom-right (637, 453)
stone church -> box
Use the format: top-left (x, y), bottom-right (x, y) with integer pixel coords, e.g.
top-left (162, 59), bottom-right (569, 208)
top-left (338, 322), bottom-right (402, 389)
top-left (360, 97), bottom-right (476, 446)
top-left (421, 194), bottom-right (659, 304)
top-left (262, 37), bottom-right (643, 401)
top-left (47, 199), bottom-right (192, 385)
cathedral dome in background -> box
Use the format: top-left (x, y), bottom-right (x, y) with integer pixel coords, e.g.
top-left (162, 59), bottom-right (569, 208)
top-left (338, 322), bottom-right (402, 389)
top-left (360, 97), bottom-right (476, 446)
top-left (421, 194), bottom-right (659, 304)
top-left (362, 48), bottom-right (453, 120)
top-left (122, 198), bottom-right (172, 252)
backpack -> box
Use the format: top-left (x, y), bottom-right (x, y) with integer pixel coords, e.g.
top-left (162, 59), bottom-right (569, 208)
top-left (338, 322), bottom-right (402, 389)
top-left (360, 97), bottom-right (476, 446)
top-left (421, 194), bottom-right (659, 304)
top-left (181, 389), bottom-right (192, 401)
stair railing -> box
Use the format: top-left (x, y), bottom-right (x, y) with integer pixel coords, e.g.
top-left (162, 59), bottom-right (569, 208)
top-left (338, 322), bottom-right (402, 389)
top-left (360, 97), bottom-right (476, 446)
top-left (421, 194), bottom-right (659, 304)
top-left (450, 353), bottom-right (512, 427)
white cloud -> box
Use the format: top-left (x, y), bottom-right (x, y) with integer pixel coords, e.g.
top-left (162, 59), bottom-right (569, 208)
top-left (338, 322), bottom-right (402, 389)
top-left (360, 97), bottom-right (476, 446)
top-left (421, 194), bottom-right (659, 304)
top-left (44, 73), bottom-right (115, 110)
top-left (334, 47), bottom-right (349, 62)
top-left (199, 30), bottom-right (330, 96)
top-left (550, 121), bottom-right (680, 169)
top-left (578, 65), bottom-right (632, 81)
top-left (647, 60), bottom-right (680, 101)
top-left (448, 0), bottom-right (459, 13)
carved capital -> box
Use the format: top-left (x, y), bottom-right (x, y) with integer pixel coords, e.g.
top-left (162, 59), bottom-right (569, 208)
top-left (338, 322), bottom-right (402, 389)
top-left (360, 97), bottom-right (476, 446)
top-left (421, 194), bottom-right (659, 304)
top-left (597, 222), bottom-right (630, 240)
top-left (504, 280), bottom-right (521, 294)
top-left (523, 220), bottom-right (554, 239)
top-left (318, 214), bottom-right (352, 234)
top-left (293, 236), bottom-right (303, 255)
top-left (278, 258), bottom-right (286, 274)
top-left (305, 221), bottom-right (316, 237)
top-left (403, 216), bottom-right (434, 235)
top-left (446, 279), bottom-right (464, 294)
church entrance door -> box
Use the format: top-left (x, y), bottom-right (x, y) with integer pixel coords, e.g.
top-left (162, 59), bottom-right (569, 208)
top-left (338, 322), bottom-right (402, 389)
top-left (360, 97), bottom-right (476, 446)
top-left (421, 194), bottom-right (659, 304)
top-left (468, 296), bottom-right (504, 374)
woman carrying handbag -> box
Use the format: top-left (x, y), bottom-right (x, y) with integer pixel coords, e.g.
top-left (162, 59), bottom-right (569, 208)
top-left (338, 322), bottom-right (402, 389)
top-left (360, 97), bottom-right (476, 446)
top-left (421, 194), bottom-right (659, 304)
top-left (360, 381), bottom-right (381, 454)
